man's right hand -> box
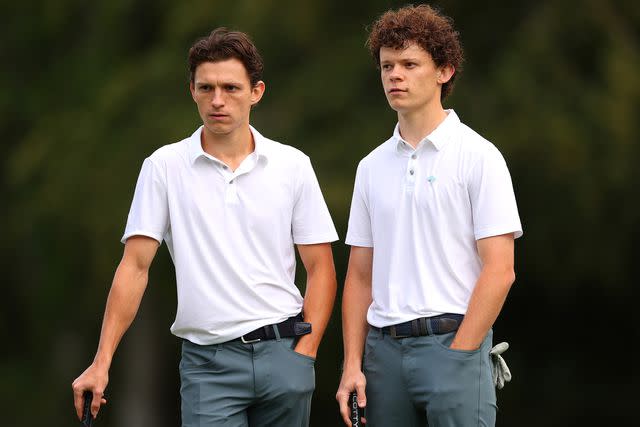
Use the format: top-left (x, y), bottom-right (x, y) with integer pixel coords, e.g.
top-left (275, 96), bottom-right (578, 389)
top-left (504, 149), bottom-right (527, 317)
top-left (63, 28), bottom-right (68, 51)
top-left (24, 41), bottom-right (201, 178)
top-left (72, 363), bottom-right (109, 421)
top-left (336, 367), bottom-right (367, 426)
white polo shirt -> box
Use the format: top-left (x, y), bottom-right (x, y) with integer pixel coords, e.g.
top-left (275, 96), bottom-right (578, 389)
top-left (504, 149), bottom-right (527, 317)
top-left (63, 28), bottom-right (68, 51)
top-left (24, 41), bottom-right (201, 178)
top-left (346, 110), bottom-right (522, 328)
top-left (122, 125), bottom-right (338, 345)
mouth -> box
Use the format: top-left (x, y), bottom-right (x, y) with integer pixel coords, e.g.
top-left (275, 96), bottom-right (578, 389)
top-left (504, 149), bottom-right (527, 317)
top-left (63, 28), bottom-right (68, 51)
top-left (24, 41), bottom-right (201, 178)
top-left (388, 88), bottom-right (407, 94)
top-left (208, 113), bottom-right (229, 120)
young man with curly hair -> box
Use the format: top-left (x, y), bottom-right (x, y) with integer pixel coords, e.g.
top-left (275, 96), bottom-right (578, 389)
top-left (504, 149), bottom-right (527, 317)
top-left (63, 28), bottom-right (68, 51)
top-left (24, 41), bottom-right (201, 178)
top-left (72, 28), bottom-right (338, 427)
top-left (336, 5), bottom-right (522, 426)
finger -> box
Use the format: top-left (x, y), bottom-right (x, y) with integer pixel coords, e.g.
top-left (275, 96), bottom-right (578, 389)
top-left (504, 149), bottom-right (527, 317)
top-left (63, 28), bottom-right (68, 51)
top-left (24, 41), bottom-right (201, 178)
top-left (498, 355), bottom-right (509, 371)
top-left (362, 415), bottom-right (368, 424)
top-left (355, 382), bottom-right (367, 408)
top-left (91, 391), bottom-right (103, 418)
top-left (503, 368), bottom-right (512, 382)
top-left (73, 392), bottom-right (84, 420)
top-left (72, 384), bottom-right (85, 420)
top-left (337, 390), bottom-right (352, 426)
top-left (491, 341), bottom-right (509, 355)
top-left (496, 355), bottom-right (511, 382)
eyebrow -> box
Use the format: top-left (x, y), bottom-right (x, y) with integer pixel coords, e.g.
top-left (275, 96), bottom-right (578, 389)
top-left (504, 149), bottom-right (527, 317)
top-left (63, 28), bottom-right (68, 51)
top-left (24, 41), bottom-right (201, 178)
top-left (381, 57), bottom-right (421, 63)
top-left (195, 80), bottom-right (244, 87)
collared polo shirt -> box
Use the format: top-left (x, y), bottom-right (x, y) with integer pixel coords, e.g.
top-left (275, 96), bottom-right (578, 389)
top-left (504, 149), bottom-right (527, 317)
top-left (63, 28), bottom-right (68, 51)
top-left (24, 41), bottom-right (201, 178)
top-left (346, 110), bottom-right (522, 328)
top-left (122, 125), bottom-right (339, 344)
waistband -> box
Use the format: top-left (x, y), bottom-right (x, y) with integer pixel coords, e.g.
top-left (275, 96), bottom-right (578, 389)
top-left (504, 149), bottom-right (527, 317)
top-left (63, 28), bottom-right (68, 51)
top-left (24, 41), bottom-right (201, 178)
top-left (370, 313), bottom-right (464, 339)
top-left (232, 313), bottom-right (311, 344)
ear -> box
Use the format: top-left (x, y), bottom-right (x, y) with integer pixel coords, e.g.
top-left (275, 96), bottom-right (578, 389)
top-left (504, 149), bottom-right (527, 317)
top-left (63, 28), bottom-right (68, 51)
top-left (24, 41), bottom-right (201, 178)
top-left (437, 64), bottom-right (455, 84)
top-left (189, 81), bottom-right (197, 102)
top-left (250, 81), bottom-right (266, 105)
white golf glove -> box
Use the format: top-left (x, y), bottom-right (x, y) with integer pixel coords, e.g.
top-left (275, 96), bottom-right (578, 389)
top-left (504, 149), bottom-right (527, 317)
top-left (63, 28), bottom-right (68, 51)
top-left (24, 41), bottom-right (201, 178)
top-left (490, 342), bottom-right (512, 389)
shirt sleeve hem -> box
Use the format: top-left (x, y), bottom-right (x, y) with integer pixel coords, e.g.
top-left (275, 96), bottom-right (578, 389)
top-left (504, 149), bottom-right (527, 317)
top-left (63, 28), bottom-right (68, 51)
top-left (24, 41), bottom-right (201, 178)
top-left (293, 232), bottom-right (340, 245)
top-left (345, 237), bottom-right (374, 247)
top-left (475, 226), bottom-right (523, 241)
top-left (121, 230), bottom-right (164, 244)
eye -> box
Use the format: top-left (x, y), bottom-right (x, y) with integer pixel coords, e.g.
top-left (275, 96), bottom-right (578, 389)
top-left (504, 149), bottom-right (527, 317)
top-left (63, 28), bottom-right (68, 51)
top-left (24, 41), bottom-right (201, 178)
top-left (405, 62), bottom-right (417, 69)
top-left (199, 84), bottom-right (211, 92)
top-left (226, 85), bottom-right (239, 92)
top-left (381, 64), bottom-right (392, 71)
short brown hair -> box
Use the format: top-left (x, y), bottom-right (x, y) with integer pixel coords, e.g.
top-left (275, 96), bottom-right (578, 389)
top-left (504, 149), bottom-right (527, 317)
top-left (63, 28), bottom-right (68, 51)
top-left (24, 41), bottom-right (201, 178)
top-left (366, 4), bottom-right (464, 99)
top-left (188, 28), bottom-right (264, 86)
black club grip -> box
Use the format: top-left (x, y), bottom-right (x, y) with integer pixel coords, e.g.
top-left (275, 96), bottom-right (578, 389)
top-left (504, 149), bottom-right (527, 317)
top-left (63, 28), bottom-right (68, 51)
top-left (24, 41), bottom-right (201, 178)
top-left (350, 392), bottom-right (362, 426)
top-left (81, 391), bottom-right (93, 426)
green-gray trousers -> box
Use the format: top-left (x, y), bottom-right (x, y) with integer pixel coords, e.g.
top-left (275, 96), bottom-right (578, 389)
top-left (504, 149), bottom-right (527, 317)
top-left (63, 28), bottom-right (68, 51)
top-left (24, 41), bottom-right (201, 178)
top-left (364, 328), bottom-right (496, 426)
top-left (180, 336), bottom-right (315, 427)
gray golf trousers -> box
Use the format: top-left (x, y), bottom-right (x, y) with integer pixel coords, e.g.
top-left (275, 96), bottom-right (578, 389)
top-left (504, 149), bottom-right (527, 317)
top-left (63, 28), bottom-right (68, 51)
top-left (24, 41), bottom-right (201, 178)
top-left (364, 328), bottom-right (496, 427)
top-left (180, 336), bottom-right (315, 427)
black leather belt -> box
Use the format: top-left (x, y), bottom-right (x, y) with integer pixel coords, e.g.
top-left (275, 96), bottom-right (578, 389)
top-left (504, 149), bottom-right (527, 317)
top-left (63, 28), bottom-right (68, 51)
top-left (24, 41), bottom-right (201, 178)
top-left (235, 314), bottom-right (312, 344)
top-left (372, 313), bottom-right (464, 339)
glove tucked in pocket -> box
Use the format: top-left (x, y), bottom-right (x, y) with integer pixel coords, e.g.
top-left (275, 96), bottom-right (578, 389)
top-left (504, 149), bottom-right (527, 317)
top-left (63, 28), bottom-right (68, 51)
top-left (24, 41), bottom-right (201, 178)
top-left (490, 341), bottom-right (512, 389)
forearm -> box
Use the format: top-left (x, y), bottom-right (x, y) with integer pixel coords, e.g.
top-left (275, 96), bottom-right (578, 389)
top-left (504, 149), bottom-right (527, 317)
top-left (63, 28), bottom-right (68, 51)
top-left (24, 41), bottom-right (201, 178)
top-left (452, 267), bottom-right (515, 350)
top-left (341, 273), bottom-right (372, 370)
top-left (93, 261), bottom-right (149, 369)
top-left (295, 262), bottom-right (337, 356)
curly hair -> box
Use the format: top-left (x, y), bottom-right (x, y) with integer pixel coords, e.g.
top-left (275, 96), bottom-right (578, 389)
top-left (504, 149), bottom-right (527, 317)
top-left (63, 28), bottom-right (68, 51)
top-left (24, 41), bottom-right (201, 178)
top-left (366, 4), bottom-right (464, 99)
top-left (188, 28), bottom-right (264, 86)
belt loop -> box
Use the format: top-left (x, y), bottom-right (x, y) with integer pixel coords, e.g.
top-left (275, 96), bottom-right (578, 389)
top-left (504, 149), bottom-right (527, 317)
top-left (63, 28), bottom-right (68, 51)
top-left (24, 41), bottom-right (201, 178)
top-left (410, 319), bottom-right (420, 336)
top-left (425, 318), bottom-right (434, 335)
top-left (418, 318), bottom-right (427, 336)
top-left (272, 324), bottom-right (282, 341)
top-left (389, 325), bottom-right (397, 338)
top-left (372, 326), bottom-right (382, 338)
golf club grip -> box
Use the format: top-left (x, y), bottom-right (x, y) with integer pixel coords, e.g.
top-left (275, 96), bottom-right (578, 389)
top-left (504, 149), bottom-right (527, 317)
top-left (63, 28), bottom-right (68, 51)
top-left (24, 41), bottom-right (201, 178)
top-left (350, 392), bottom-right (362, 426)
top-left (81, 391), bottom-right (93, 427)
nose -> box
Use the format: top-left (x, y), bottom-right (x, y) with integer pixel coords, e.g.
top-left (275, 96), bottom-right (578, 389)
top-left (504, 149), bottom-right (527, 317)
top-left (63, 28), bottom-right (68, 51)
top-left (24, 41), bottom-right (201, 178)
top-left (388, 64), bottom-right (403, 82)
top-left (210, 89), bottom-right (224, 108)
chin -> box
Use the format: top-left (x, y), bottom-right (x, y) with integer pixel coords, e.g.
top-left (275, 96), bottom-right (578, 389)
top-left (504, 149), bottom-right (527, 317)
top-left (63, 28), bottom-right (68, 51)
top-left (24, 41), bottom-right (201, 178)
top-left (205, 123), bottom-right (233, 135)
top-left (387, 101), bottom-right (408, 113)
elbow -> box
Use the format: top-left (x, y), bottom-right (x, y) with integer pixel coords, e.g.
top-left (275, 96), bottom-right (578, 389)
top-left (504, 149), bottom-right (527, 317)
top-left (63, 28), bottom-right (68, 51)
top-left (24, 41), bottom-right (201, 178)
top-left (484, 265), bottom-right (515, 291)
top-left (505, 268), bottom-right (516, 288)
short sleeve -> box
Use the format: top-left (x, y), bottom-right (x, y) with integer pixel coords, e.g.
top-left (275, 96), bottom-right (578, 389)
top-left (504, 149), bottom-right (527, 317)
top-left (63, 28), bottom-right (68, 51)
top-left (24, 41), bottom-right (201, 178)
top-left (121, 157), bottom-right (170, 244)
top-left (345, 161), bottom-right (373, 247)
top-left (291, 156), bottom-right (339, 244)
top-left (468, 146), bottom-right (523, 240)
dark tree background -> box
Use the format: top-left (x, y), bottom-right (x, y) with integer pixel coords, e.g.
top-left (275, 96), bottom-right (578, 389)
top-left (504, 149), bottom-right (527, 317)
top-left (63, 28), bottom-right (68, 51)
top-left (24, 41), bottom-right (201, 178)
top-left (1, 0), bottom-right (638, 425)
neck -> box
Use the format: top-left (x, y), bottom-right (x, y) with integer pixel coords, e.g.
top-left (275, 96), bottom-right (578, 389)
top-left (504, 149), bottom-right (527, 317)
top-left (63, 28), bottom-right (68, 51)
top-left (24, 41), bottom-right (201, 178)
top-left (397, 101), bottom-right (447, 148)
top-left (201, 123), bottom-right (255, 170)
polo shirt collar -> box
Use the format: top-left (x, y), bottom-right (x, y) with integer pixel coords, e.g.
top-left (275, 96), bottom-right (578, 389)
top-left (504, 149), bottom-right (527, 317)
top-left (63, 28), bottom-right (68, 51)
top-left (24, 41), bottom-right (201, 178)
top-left (394, 109), bottom-right (460, 153)
top-left (188, 125), bottom-right (270, 165)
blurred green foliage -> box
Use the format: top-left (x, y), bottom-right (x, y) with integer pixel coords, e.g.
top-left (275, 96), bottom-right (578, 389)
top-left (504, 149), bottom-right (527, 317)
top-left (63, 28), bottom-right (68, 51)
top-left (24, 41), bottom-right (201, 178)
top-left (1, 0), bottom-right (638, 425)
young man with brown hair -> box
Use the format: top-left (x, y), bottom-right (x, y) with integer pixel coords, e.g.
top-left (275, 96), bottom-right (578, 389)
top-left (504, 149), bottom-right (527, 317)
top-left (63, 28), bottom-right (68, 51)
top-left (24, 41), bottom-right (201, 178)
top-left (336, 5), bottom-right (522, 426)
top-left (72, 28), bottom-right (338, 427)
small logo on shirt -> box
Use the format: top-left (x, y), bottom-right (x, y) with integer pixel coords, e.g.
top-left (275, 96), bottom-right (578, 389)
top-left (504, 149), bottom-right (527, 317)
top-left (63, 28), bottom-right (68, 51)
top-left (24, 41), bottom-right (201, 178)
top-left (427, 175), bottom-right (436, 184)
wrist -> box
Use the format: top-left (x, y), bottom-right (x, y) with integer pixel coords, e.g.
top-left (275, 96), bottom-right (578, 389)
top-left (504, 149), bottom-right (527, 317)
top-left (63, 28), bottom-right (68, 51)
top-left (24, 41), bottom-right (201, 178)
top-left (92, 353), bottom-right (113, 371)
top-left (294, 335), bottom-right (319, 357)
top-left (342, 357), bottom-right (363, 372)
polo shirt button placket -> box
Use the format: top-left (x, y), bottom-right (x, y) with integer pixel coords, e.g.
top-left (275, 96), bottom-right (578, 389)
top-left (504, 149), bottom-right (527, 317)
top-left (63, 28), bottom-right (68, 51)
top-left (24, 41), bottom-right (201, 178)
top-left (405, 154), bottom-right (417, 193)
top-left (223, 162), bottom-right (240, 204)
